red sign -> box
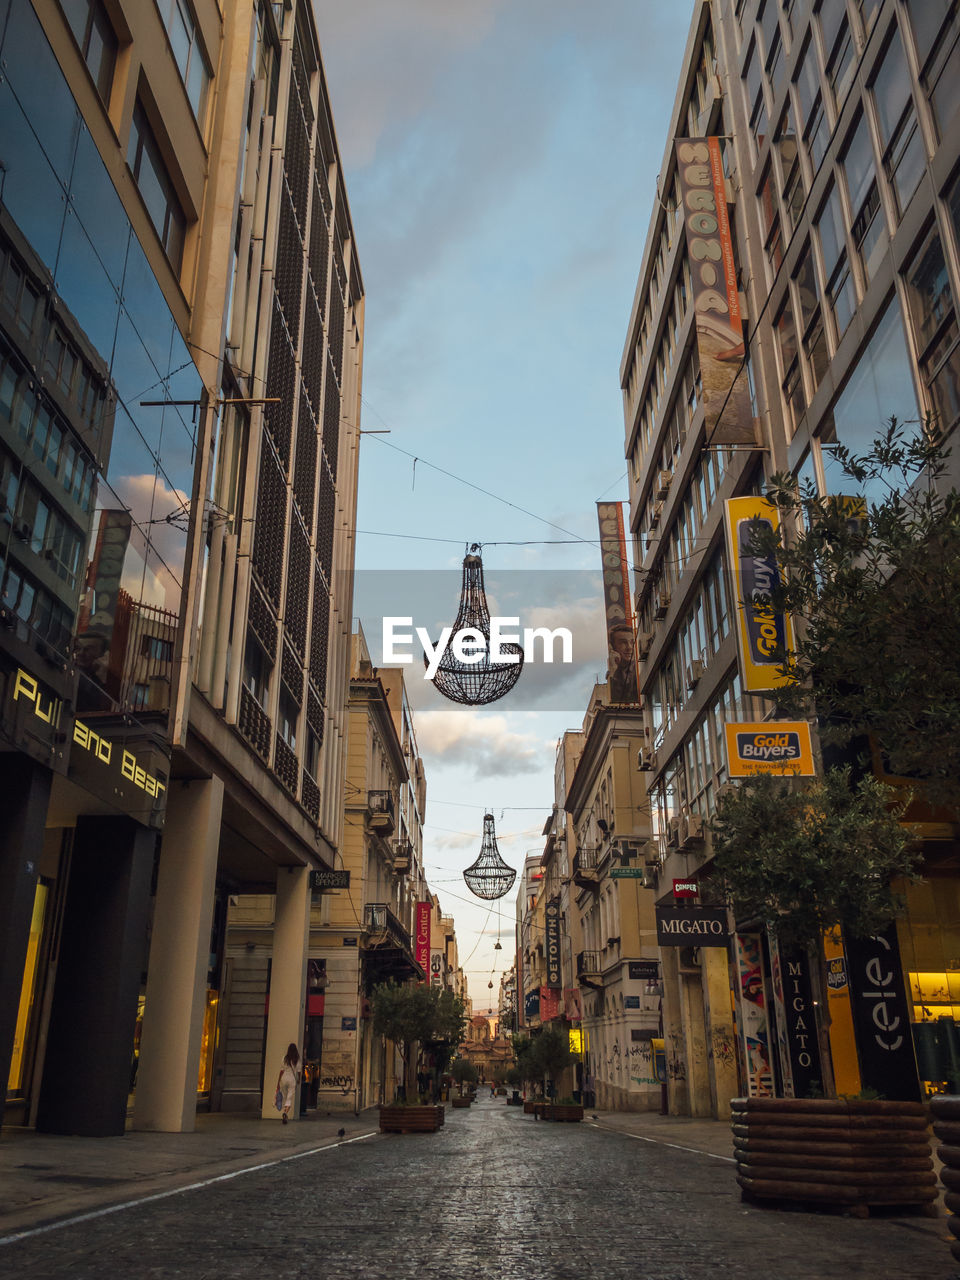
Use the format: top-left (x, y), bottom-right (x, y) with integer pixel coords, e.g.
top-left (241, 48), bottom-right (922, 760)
top-left (673, 878), bottom-right (698, 898)
top-left (415, 901), bottom-right (431, 980)
top-left (539, 987), bottom-right (561, 1021)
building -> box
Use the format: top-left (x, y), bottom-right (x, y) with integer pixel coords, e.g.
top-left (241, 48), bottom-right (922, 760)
top-left (620, 0), bottom-right (960, 1113)
top-left (3, 0), bottom-right (365, 1135)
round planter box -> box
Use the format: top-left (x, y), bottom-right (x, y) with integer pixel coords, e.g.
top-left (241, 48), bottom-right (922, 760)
top-left (379, 1104), bottom-right (445, 1133)
top-left (732, 1097), bottom-right (936, 1215)
top-left (931, 1095), bottom-right (960, 1262)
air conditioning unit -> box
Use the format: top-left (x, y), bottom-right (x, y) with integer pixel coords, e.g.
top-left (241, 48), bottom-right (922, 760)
top-left (655, 470), bottom-right (672, 501)
top-left (654, 592), bottom-right (671, 620)
top-left (682, 814), bottom-right (706, 848)
top-left (637, 749), bottom-right (656, 772)
top-left (685, 659), bottom-right (705, 690)
top-left (637, 631), bottom-right (654, 659)
top-left (641, 865), bottom-right (659, 889)
top-left (667, 816), bottom-right (682, 847)
top-left (650, 500), bottom-right (663, 528)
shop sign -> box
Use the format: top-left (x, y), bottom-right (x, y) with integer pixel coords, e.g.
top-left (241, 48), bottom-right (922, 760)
top-left (770, 939), bottom-right (822, 1098)
top-left (563, 987), bottom-right (583, 1021)
top-left (674, 138), bottom-right (755, 446)
top-left (568, 1028), bottom-right (583, 1055)
top-left (844, 923), bottom-right (922, 1102)
top-left (723, 497), bottom-right (795, 693)
top-left (524, 989), bottom-right (541, 1020)
top-left (309, 869), bottom-right (350, 890)
top-left (628, 960), bottom-right (660, 980)
top-left (673, 878), bottom-right (698, 898)
top-left (655, 905), bottom-right (728, 946)
top-left (611, 867), bottom-right (644, 879)
top-left (725, 720), bottom-right (815, 777)
top-left (545, 895), bottom-right (562, 988)
top-left (415, 901), bottom-right (431, 979)
top-left (597, 501), bottom-right (640, 705)
top-left (539, 987), bottom-right (561, 1021)
top-left (4, 662), bottom-right (68, 769)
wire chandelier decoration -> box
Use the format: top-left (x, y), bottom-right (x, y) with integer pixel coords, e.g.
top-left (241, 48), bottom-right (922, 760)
top-left (463, 813), bottom-right (517, 901)
top-left (425, 545), bottom-right (523, 706)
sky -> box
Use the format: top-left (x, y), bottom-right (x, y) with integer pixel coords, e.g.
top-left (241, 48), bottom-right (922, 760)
top-left (314, 0), bottom-right (694, 1009)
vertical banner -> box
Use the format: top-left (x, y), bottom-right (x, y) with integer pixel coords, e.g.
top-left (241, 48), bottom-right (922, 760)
top-left (843, 923), bottom-right (921, 1102)
top-left (415, 901), bottom-right (431, 981)
top-left (723, 496), bottom-right (795, 693)
top-left (823, 926), bottom-right (862, 1096)
top-left (735, 933), bottom-right (774, 1097)
top-left (769, 938), bottom-right (823, 1098)
top-left (675, 137), bottom-right (755, 445)
top-left (539, 987), bottom-right (561, 1022)
top-left (596, 501), bottom-right (640, 705)
top-left (545, 896), bottom-right (562, 989)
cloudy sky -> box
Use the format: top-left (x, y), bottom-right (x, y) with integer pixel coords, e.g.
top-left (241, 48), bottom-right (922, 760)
top-left (315, 1), bottom-right (693, 1005)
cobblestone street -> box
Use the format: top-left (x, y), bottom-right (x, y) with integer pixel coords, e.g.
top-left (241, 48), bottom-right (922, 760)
top-left (0, 1097), bottom-right (952, 1279)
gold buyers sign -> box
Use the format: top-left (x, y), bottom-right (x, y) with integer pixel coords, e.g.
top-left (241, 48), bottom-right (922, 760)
top-left (725, 721), bottom-right (815, 777)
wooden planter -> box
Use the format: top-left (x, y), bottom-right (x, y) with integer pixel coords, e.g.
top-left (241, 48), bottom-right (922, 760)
top-left (523, 1099), bottom-right (536, 1114)
top-left (379, 1104), bottom-right (445, 1134)
top-left (930, 1095), bottom-right (960, 1263)
top-left (451, 1096), bottom-right (472, 1108)
top-left (496, 1087), bottom-right (507, 1096)
top-left (732, 1097), bottom-right (936, 1215)
top-left (548, 1104), bottom-right (584, 1123)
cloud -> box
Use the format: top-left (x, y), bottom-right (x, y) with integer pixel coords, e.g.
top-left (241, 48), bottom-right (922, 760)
top-left (415, 708), bottom-right (547, 778)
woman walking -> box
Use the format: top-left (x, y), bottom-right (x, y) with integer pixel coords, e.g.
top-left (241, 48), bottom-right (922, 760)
top-left (277, 1043), bottom-right (300, 1124)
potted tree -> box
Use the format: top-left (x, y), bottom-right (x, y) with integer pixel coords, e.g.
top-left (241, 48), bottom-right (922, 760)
top-left (450, 1057), bottom-right (478, 1106)
top-left (372, 981), bottom-right (465, 1133)
top-left (530, 1026), bottom-right (579, 1121)
top-left (505, 1065), bottom-right (524, 1105)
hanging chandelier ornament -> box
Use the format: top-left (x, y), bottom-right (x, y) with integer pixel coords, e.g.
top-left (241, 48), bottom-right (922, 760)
top-left (426, 545), bottom-right (523, 706)
top-left (463, 813), bottom-right (517, 900)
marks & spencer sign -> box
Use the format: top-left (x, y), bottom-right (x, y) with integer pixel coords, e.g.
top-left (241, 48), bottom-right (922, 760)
top-left (656, 905), bottom-right (729, 946)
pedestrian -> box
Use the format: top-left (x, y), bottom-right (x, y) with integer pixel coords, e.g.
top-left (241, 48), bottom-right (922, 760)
top-left (276, 1043), bottom-right (300, 1124)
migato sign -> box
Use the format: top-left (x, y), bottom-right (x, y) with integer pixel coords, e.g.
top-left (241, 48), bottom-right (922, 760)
top-left (655, 905), bottom-right (729, 947)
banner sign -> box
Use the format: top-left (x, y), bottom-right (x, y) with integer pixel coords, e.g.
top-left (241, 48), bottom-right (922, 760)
top-left (545, 896), bottom-right (562, 988)
top-left (769, 938), bottom-right (823, 1099)
top-left (725, 721), bottom-right (814, 777)
top-left (563, 987), bottom-right (583, 1021)
top-left (655, 905), bottom-right (729, 946)
top-left (539, 986), bottom-right (561, 1021)
top-left (415, 901), bottom-right (431, 980)
top-left (736, 932), bottom-right (774, 1097)
top-left (843, 923), bottom-right (921, 1101)
top-left (723, 496), bottom-right (795, 693)
top-left (309, 869), bottom-right (350, 890)
top-left (675, 138), bottom-right (755, 445)
top-left (524, 988), bottom-right (541, 1021)
top-left (596, 502), bottom-right (640, 705)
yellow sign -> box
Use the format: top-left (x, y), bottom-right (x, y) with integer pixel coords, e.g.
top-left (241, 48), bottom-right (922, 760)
top-left (724, 721), bottom-right (815, 777)
top-left (568, 1028), bottom-right (583, 1055)
top-left (722, 496), bottom-right (795, 692)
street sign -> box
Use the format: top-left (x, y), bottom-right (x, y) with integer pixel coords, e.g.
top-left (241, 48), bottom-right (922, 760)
top-left (611, 867), bottom-right (644, 879)
top-left (310, 869), bottom-right (350, 890)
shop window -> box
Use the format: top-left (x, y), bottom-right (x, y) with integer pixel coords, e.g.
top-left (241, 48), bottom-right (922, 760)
top-left (60, 0), bottom-right (117, 104)
top-left (872, 29), bottom-right (926, 218)
top-left (815, 182), bottom-right (855, 335)
top-left (819, 296), bottom-right (920, 498)
top-left (842, 112), bottom-right (885, 285)
top-left (904, 224), bottom-right (960, 433)
top-left (127, 100), bottom-right (186, 271)
top-left (157, 0), bottom-right (211, 122)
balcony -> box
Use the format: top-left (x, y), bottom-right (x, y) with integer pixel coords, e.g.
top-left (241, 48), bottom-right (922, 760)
top-left (576, 950), bottom-right (603, 990)
top-left (367, 790), bottom-right (396, 836)
top-left (572, 846), bottom-right (600, 892)
top-left (392, 838), bottom-right (412, 875)
top-left (363, 903), bottom-right (422, 983)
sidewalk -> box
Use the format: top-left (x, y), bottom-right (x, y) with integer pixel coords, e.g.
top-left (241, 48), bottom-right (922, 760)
top-left (0, 1108), bottom-right (381, 1239)
top-left (585, 1108), bottom-right (738, 1161)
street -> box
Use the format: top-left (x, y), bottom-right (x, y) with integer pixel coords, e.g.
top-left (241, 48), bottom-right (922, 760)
top-left (0, 1096), bottom-right (952, 1279)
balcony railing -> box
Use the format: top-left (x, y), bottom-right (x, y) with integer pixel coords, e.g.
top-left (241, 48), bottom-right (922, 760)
top-left (576, 950), bottom-right (602, 979)
top-left (367, 790), bottom-right (396, 834)
top-left (572, 846), bottom-right (600, 891)
top-left (392, 839), bottom-right (412, 874)
top-left (364, 902), bottom-right (411, 952)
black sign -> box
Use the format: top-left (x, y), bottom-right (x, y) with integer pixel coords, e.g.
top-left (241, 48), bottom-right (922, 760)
top-left (655, 905), bottom-right (729, 947)
top-left (736, 516), bottom-right (787, 667)
top-left (844, 923), bottom-right (921, 1102)
top-left (545, 896), bottom-right (562, 988)
top-left (628, 960), bottom-right (660, 980)
top-left (524, 989), bottom-right (541, 1020)
top-left (624, 995), bottom-right (640, 1009)
top-left (310, 869), bottom-right (350, 890)
top-left (778, 944), bottom-right (822, 1098)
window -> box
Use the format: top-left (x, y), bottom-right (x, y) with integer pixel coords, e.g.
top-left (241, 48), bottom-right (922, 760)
top-left (794, 242), bottom-right (829, 388)
top-left (820, 8), bottom-right (855, 108)
top-left (775, 296), bottom-right (806, 431)
top-left (743, 40), bottom-right (769, 153)
top-left (819, 298), bottom-right (920, 498)
top-left (815, 183), bottom-right (855, 334)
top-left (243, 631), bottom-right (271, 706)
top-left (872, 30), bottom-right (926, 217)
top-left (775, 107), bottom-right (805, 233)
top-left (61, 0), bottom-right (117, 103)
top-left (305, 725), bottom-right (322, 779)
top-left (904, 0), bottom-right (960, 142)
top-left (157, 0), bottom-right (211, 121)
top-left (841, 113), bottom-right (885, 284)
top-left (793, 37), bottom-right (828, 170)
top-left (127, 101), bottom-right (186, 270)
top-left (278, 687), bottom-right (298, 750)
top-left (904, 224), bottom-right (960, 433)
top-left (758, 164), bottom-right (783, 274)
top-left (141, 634), bottom-right (174, 663)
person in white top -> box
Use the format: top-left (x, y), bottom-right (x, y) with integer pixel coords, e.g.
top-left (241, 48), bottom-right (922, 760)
top-left (277, 1043), bottom-right (301, 1124)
